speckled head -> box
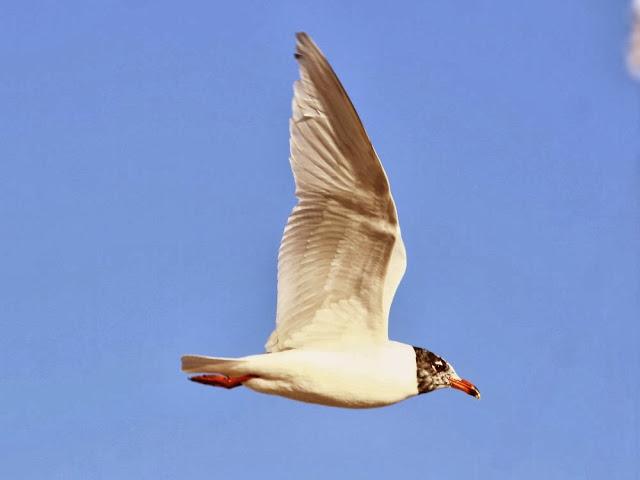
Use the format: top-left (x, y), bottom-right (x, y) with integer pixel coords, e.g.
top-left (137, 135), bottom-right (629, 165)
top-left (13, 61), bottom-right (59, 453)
top-left (413, 346), bottom-right (480, 399)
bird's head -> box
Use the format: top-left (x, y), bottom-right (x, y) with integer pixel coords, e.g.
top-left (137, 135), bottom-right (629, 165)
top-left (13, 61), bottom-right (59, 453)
top-left (413, 346), bottom-right (480, 399)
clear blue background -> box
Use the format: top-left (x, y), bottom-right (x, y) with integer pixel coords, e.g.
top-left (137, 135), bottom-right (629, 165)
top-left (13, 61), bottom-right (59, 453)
top-left (2, 1), bottom-right (639, 478)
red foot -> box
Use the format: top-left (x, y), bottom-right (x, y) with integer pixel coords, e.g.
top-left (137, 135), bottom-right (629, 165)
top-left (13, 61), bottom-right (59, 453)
top-left (189, 374), bottom-right (255, 389)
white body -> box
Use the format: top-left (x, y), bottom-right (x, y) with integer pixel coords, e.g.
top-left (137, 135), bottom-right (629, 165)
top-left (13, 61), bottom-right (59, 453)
top-left (184, 342), bottom-right (418, 408)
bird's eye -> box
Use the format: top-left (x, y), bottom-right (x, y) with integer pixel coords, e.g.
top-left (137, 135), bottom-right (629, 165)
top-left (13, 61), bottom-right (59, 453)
top-left (433, 360), bottom-right (447, 373)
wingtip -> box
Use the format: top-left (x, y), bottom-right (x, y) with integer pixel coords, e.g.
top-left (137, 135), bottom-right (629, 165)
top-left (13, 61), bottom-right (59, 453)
top-left (294, 32), bottom-right (318, 60)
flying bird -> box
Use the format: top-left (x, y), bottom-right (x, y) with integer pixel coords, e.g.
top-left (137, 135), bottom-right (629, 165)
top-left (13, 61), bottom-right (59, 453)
top-left (181, 33), bottom-right (480, 408)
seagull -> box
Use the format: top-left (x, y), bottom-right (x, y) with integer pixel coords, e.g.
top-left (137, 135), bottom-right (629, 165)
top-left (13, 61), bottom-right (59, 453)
top-left (181, 33), bottom-right (480, 408)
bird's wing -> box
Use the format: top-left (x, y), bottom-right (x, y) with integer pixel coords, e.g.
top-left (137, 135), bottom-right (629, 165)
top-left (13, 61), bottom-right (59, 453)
top-left (265, 33), bottom-right (407, 353)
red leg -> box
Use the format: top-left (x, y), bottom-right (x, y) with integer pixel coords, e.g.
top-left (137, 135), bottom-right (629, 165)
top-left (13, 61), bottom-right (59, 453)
top-left (189, 374), bottom-right (255, 389)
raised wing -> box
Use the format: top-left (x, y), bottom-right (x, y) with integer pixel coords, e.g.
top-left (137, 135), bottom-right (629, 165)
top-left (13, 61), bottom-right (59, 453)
top-left (265, 33), bottom-right (407, 353)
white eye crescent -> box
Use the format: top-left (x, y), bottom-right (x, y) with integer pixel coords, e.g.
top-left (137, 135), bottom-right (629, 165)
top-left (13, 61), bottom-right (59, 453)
top-left (433, 360), bottom-right (447, 373)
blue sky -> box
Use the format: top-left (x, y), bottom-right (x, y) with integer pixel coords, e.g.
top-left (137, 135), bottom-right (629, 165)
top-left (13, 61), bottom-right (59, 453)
top-left (2, 1), bottom-right (639, 478)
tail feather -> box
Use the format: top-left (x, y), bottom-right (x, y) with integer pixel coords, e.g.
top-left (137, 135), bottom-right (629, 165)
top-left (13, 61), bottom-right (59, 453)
top-left (181, 354), bottom-right (245, 375)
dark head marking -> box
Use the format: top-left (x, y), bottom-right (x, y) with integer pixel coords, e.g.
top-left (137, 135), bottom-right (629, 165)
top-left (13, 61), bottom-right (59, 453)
top-left (413, 346), bottom-right (455, 394)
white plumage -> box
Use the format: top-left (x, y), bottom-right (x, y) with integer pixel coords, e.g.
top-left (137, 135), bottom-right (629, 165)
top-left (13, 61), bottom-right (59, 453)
top-left (266, 33), bottom-right (406, 353)
top-left (184, 342), bottom-right (417, 408)
top-left (181, 33), bottom-right (479, 408)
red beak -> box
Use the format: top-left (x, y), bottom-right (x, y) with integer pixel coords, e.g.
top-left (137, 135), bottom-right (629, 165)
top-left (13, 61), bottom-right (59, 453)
top-left (450, 378), bottom-right (481, 399)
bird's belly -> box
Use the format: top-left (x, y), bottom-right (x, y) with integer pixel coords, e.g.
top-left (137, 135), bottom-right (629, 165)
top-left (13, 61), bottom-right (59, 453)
top-left (242, 345), bottom-right (418, 408)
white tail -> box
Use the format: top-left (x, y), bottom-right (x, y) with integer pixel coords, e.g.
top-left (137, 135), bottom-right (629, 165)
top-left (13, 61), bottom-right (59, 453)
top-left (181, 354), bottom-right (245, 375)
